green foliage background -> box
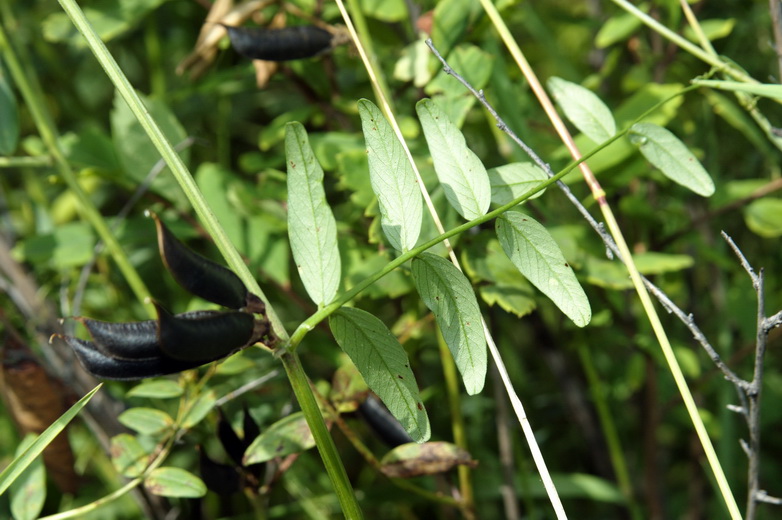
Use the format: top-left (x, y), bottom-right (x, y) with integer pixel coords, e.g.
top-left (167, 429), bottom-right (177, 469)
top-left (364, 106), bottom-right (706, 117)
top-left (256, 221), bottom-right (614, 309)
top-left (1, 0), bottom-right (781, 518)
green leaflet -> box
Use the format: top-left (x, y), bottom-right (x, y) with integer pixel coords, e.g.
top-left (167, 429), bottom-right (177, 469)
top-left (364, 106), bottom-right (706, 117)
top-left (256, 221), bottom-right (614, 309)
top-left (330, 307), bottom-right (430, 442)
top-left (243, 412), bottom-right (316, 465)
top-left (488, 162), bottom-right (548, 206)
top-left (629, 122), bottom-right (715, 197)
top-left (0, 384), bottom-right (101, 495)
top-left (548, 76), bottom-right (616, 144)
top-left (496, 212), bottom-right (591, 327)
top-left (358, 99), bottom-right (422, 252)
top-left (118, 407), bottom-right (173, 435)
top-left (416, 98), bottom-right (491, 221)
top-left (285, 122), bottom-right (341, 306)
top-left (144, 467), bottom-right (206, 498)
top-left (411, 253), bottom-right (486, 395)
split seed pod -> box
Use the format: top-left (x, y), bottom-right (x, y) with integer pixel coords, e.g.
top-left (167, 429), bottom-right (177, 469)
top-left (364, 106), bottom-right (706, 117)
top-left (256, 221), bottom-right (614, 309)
top-left (152, 213), bottom-right (250, 310)
top-left (225, 25), bottom-right (335, 61)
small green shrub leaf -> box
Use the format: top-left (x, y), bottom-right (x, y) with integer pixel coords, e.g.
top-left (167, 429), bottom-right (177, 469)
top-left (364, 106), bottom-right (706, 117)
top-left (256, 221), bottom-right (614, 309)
top-left (330, 307), bottom-right (430, 442)
top-left (181, 389), bottom-right (217, 429)
top-left (10, 436), bottom-right (46, 520)
top-left (548, 77), bottom-right (616, 143)
top-left (416, 98), bottom-right (491, 220)
top-left (0, 384), bottom-right (101, 495)
top-left (118, 407), bottom-right (173, 435)
top-left (285, 122), bottom-right (341, 306)
top-left (243, 412), bottom-right (315, 465)
top-left (126, 380), bottom-right (183, 399)
top-left (358, 99), bottom-right (422, 252)
top-left (744, 198), bottom-right (782, 237)
top-left (488, 162), bottom-right (548, 206)
top-left (110, 434), bottom-right (150, 477)
top-left (629, 122), bottom-right (715, 196)
top-left (144, 467), bottom-right (206, 498)
top-left (496, 212), bottom-right (591, 327)
top-left (411, 253), bottom-right (486, 395)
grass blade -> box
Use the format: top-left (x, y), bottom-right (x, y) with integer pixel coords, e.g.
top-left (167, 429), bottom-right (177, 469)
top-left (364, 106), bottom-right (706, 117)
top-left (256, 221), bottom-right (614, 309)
top-left (0, 384), bottom-right (102, 495)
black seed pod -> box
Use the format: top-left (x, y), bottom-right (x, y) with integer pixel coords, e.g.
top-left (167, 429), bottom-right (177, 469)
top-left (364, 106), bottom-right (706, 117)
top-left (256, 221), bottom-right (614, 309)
top-left (76, 318), bottom-right (160, 360)
top-left (225, 25), bottom-right (334, 61)
top-left (359, 394), bottom-right (413, 447)
top-left (76, 310), bottom-right (225, 360)
top-left (198, 447), bottom-right (242, 496)
top-left (155, 304), bottom-right (256, 363)
top-left (62, 336), bottom-right (198, 381)
top-left (152, 213), bottom-right (249, 309)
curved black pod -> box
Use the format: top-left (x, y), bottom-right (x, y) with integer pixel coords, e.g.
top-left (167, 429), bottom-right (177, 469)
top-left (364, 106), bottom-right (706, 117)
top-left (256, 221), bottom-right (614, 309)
top-left (152, 213), bottom-right (249, 309)
top-left (77, 310), bottom-right (225, 360)
top-left (62, 336), bottom-right (199, 381)
top-left (225, 25), bottom-right (334, 61)
top-left (359, 394), bottom-right (413, 448)
top-left (155, 304), bottom-right (256, 363)
top-left (76, 318), bottom-right (160, 360)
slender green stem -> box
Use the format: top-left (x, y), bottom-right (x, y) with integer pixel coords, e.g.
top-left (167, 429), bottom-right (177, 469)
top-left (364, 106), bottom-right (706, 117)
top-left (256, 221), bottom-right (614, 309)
top-left (0, 20), bottom-right (154, 315)
top-left (281, 351), bottom-right (364, 519)
top-left (437, 329), bottom-right (474, 517)
top-left (39, 477), bottom-right (143, 520)
top-left (611, 0), bottom-right (763, 87)
top-left (577, 345), bottom-right (641, 520)
top-left (0, 156), bottom-right (52, 168)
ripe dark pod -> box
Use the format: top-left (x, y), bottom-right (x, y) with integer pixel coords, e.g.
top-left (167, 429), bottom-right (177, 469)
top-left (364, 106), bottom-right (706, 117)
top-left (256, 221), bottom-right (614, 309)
top-left (359, 394), bottom-right (413, 448)
top-left (152, 213), bottom-right (249, 310)
top-left (62, 336), bottom-right (198, 381)
top-left (225, 25), bottom-right (334, 61)
top-left (155, 304), bottom-right (256, 363)
top-left (76, 318), bottom-right (160, 360)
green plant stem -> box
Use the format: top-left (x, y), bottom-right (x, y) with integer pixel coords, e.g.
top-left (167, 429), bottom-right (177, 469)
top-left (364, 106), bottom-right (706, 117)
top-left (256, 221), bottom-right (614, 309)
top-left (577, 345), bottom-right (641, 520)
top-left (0, 20), bottom-right (154, 316)
top-left (437, 329), bottom-right (474, 517)
top-left (281, 350), bottom-right (364, 520)
top-left (39, 477), bottom-right (143, 520)
top-left (343, 0), bottom-right (396, 114)
top-left (0, 156), bottom-right (52, 168)
top-left (611, 0), bottom-right (765, 89)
